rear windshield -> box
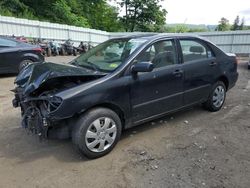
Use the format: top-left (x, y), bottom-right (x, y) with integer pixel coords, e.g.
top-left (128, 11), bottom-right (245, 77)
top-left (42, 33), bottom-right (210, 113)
top-left (0, 38), bottom-right (17, 47)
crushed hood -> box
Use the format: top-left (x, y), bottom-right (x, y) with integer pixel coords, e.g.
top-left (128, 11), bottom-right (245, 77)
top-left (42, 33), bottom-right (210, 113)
top-left (15, 62), bottom-right (106, 95)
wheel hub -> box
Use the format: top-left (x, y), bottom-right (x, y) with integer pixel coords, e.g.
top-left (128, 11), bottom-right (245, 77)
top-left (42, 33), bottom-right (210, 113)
top-left (213, 85), bottom-right (225, 108)
top-left (85, 117), bottom-right (117, 153)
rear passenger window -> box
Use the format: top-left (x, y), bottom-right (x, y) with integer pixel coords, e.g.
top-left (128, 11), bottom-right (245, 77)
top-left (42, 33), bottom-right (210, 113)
top-left (180, 40), bottom-right (214, 63)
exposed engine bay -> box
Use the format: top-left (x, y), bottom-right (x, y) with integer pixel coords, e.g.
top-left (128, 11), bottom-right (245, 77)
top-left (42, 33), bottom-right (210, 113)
top-left (12, 62), bottom-right (106, 138)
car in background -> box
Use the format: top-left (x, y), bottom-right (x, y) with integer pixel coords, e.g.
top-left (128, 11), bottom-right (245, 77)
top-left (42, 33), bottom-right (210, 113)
top-left (0, 36), bottom-right (44, 74)
top-left (15, 36), bottom-right (29, 43)
top-left (13, 34), bottom-right (238, 158)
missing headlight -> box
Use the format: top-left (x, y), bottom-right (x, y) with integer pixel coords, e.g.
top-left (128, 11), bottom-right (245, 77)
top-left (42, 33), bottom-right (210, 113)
top-left (42, 96), bottom-right (62, 113)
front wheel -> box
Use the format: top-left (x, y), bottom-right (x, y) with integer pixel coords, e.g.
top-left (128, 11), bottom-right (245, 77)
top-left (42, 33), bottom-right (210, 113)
top-left (203, 81), bottom-right (226, 112)
top-left (72, 108), bottom-right (122, 159)
top-left (47, 48), bottom-right (52, 57)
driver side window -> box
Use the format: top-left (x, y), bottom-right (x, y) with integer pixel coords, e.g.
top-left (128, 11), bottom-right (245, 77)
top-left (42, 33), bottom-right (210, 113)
top-left (135, 40), bottom-right (177, 69)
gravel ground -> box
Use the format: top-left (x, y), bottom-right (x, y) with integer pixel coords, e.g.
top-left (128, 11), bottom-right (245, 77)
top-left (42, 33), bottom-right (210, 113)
top-left (0, 56), bottom-right (249, 188)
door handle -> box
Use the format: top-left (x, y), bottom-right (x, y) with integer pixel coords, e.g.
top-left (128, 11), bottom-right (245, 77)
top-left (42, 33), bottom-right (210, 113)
top-left (209, 61), bottom-right (217, 66)
top-left (172, 69), bottom-right (183, 77)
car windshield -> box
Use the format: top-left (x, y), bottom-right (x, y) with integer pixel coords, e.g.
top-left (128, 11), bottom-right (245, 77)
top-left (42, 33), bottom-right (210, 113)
top-left (72, 38), bottom-right (147, 73)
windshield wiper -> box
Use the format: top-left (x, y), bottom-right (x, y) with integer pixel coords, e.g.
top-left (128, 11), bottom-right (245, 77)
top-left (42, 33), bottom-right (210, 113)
top-left (86, 61), bottom-right (100, 72)
top-left (71, 60), bottom-right (102, 72)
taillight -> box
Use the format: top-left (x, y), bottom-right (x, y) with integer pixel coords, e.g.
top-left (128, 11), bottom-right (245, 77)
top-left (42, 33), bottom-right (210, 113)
top-left (33, 48), bottom-right (42, 53)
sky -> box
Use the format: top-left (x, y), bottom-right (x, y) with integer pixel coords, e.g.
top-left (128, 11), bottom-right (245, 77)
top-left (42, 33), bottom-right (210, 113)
top-left (161, 0), bottom-right (250, 25)
top-left (110, 0), bottom-right (250, 25)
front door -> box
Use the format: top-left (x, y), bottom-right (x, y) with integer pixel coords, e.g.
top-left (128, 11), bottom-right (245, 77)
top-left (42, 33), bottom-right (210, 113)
top-left (130, 39), bottom-right (184, 123)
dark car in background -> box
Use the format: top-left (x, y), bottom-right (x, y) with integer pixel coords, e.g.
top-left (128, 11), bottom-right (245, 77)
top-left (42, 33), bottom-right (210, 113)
top-left (13, 34), bottom-right (238, 158)
top-left (0, 36), bottom-right (44, 74)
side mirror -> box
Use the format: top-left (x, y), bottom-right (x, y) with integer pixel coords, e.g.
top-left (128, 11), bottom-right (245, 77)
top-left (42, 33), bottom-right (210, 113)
top-left (131, 62), bottom-right (154, 73)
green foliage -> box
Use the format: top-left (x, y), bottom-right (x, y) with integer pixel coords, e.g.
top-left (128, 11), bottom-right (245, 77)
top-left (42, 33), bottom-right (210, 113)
top-left (51, 0), bottom-right (89, 27)
top-left (0, 0), bottom-right (168, 32)
top-left (120, 0), bottom-right (167, 32)
top-left (162, 25), bottom-right (208, 33)
top-left (216, 16), bottom-right (247, 31)
top-left (232, 15), bottom-right (245, 30)
top-left (0, 0), bottom-right (120, 31)
top-left (216, 17), bottom-right (231, 31)
top-left (0, 0), bottom-right (35, 19)
top-left (232, 15), bottom-right (240, 30)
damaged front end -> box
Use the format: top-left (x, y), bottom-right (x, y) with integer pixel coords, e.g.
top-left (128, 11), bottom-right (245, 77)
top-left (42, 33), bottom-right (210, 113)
top-left (12, 62), bottom-right (106, 139)
top-left (13, 89), bottom-right (63, 138)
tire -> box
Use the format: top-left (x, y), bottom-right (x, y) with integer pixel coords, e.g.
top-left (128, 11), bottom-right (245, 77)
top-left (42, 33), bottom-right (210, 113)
top-left (47, 48), bottom-right (52, 57)
top-left (55, 49), bottom-right (59, 56)
top-left (19, 59), bottom-right (33, 72)
top-left (73, 49), bottom-right (77, 56)
top-left (203, 81), bottom-right (226, 112)
top-left (60, 48), bottom-right (66, 56)
top-left (72, 108), bottom-right (122, 159)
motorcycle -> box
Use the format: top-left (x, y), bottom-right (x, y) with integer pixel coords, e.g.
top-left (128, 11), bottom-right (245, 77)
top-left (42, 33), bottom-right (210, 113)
top-left (61, 39), bottom-right (77, 56)
top-left (76, 42), bottom-right (87, 54)
top-left (48, 41), bottom-right (61, 56)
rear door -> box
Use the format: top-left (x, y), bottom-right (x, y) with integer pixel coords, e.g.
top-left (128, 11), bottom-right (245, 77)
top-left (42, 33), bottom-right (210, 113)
top-left (130, 39), bottom-right (184, 123)
top-left (0, 38), bottom-right (19, 73)
top-left (178, 38), bottom-right (218, 105)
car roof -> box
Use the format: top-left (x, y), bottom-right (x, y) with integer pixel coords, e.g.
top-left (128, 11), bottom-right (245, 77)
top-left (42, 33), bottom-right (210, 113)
top-left (111, 33), bottom-right (204, 41)
top-left (0, 36), bottom-right (21, 42)
top-left (0, 36), bottom-right (34, 47)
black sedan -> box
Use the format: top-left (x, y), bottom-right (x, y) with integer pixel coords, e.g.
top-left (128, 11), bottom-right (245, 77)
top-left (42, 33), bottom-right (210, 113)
top-left (0, 36), bottom-right (44, 74)
top-left (13, 34), bottom-right (238, 158)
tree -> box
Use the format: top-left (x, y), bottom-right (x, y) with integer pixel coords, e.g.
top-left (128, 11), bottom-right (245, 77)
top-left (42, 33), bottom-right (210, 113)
top-left (239, 18), bottom-right (245, 30)
top-left (232, 15), bottom-right (240, 30)
top-left (217, 17), bottom-right (230, 31)
top-left (71, 0), bottom-right (123, 31)
top-left (0, 0), bottom-right (35, 19)
top-left (119, 0), bottom-right (167, 32)
top-left (0, 0), bottom-right (122, 31)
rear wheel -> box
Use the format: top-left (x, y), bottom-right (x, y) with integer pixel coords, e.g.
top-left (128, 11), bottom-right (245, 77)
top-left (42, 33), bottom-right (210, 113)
top-left (60, 48), bottom-right (66, 56)
top-left (73, 49), bottom-right (77, 56)
top-left (19, 59), bottom-right (33, 72)
top-left (72, 108), bottom-right (122, 159)
top-left (203, 81), bottom-right (226, 112)
top-left (47, 48), bottom-right (52, 57)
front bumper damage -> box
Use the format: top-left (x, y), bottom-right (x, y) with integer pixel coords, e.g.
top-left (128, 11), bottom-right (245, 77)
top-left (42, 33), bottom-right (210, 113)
top-left (12, 87), bottom-right (60, 138)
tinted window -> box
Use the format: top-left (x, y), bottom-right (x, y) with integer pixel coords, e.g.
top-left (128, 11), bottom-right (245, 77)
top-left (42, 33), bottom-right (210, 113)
top-left (0, 38), bottom-right (17, 47)
top-left (180, 40), bottom-right (214, 63)
top-left (135, 40), bottom-right (177, 69)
